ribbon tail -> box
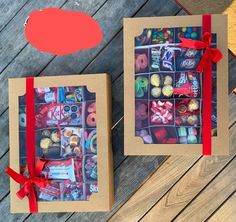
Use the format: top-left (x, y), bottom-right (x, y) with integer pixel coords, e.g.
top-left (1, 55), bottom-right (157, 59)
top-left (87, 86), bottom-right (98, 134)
top-left (16, 185), bottom-right (29, 200)
top-left (28, 186), bottom-right (38, 213)
top-left (35, 159), bottom-right (47, 177)
top-left (179, 37), bottom-right (206, 49)
top-left (5, 167), bottom-right (27, 184)
top-left (196, 50), bottom-right (210, 73)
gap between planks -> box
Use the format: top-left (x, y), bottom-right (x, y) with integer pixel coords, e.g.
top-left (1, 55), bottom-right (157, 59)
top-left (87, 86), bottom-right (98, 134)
top-left (206, 190), bottom-right (236, 222)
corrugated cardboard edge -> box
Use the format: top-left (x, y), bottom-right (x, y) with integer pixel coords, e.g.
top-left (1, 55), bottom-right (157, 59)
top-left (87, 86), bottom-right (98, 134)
top-left (9, 74), bottom-right (114, 213)
top-left (124, 14), bottom-right (229, 155)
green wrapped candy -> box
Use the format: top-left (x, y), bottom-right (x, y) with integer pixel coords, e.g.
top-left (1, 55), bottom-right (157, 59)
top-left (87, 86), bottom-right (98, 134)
top-left (187, 135), bottom-right (198, 144)
top-left (178, 127), bottom-right (187, 137)
top-left (135, 76), bottom-right (149, 97)
top-left (191, 32), bottom-right (198, 39)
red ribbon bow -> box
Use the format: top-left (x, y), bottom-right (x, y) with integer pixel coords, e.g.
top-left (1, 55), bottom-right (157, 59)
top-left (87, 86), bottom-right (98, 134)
top-left (6, 77), bottom-right (49, 213)
top-left (6, 160), bottom-right (48, 213)
top-left (179, 32), bottom-right (223, 73)
top-left (178, 14), bottom-right (223, 155)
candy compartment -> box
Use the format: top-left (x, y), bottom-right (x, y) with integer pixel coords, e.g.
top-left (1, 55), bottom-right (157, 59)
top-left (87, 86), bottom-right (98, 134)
top-left (60, 127), bottom-right (84, 159)
top-left (149, 99), bottom-right (175, 126)
top-left (35, 103), bottom-right (84, 129)
top-left (61, 182), bottom-right (86, 201)
top-left (135, 128), bottom-right (153, 144)
top-left (151, 28), bottom-right (174, 44)
top-left (149, 46), bottom-right (162, 72)
top-left (36, 128), bottom-right (61, 159)
top-left (159, 45), bottom-right (176, 71)
top-left (135, 28), bottom-right (152, 46)
top-left (149, 73), bottom-right (174, 99)
top-left (34, 86), bottom-right (85, 104)
top-left (85, 183), bottom-right (98, 200)
top-left (151, 126), bottom-right (178, 144)
top-left (175, 99), bottom-right (202, 127)
top-left (84, 129), bottom-right (97, 154)
top-left (175, 27), bottom-right (202, 43)
top-left (176, 126), bottom-right (201, 144)
top-left (84, 87), bottom-right (96, 101)
top-left (38, 181), bottom-right (61, 201)
top-left (84, 101), bottom-right (96, 128)
top-left (135, 48), bottom-right (149, 74)
top-left (135, 74), bottom-right (149, 99)
top-left (175, 47), bottom-right (201, 71)
top-left (174, 72), bottom-right (201, 98)
top-left (135, 100), bottom-right (149, 129)
top-left (83, 155), bottom-right (97, 182)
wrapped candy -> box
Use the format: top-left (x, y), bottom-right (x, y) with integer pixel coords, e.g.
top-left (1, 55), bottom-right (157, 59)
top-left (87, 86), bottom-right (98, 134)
top-left (150, 100), bottom-right (173, 125)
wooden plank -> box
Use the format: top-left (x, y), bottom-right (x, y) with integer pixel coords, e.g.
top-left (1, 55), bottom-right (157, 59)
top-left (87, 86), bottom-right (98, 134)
top-left (0, 0), bottom-right (108, 115)
top-left (0, 0), bottom-right (27, 31)
top-left (207, 192), bottom-right (236, 222)
top-left (108, 156), bottom-right (199, 222)
top-left (0, 0), bottom-right (181, 116)
top-left (0, 195), bottom-right (28, 222)
top-left (173, 157), bottom-right (236, 222)
top-left (139, 123), bottom-right (236, 222)
top-left (64, 155), bottom-right (166, 222)
top-left (0, 152), bottom-right (9, 200)
top-left (0, 110), bottom-right (9, 157)
top-left (0, 0), bottom-right (70, 74)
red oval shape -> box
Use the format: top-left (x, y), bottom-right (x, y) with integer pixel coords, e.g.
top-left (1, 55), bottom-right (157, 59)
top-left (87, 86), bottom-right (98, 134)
top-left (25, 8), bottom-right (103, 55)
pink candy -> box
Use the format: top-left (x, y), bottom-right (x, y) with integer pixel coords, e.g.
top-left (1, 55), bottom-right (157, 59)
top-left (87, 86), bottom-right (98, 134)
top-left (150, 100), bottom-right (173, 124)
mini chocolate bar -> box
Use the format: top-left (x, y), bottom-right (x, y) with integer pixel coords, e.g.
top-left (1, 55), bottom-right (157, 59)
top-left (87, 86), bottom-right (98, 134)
top-left (38, 181), bottom-right (61, 201)
top-left (61, 182), bottom-right (85, 201)
top-left (124, 15), bottom-right (229, 155)
top-left (9, 74), bottom-right (113, 213)
top-left (35, 103), bottom-right (83, 128)
top-left (42, 159), bottom-right (76, 182)
top-left (84, 155), bottom-right (97, 181)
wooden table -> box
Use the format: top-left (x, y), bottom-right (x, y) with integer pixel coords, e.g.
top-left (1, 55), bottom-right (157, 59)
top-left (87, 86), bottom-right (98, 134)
top-left (0, 0), bottom-right (235, 221)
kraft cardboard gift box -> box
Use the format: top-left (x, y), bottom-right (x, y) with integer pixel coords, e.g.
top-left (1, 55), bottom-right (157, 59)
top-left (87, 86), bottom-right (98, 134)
top-left (8, 74), bottom-right (114, 213)
top-left (124, 14), bottom-right (229, 155)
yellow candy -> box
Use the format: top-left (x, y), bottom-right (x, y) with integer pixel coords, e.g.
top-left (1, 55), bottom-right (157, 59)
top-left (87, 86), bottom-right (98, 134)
top-left (151, 87), bottom-right (161, 98)
top-left (150, 74), bottom-right (160, 87)
top-left (182, 27), bottom-right (187, 32)
top-left (162, 85), bottom-right (173, 97)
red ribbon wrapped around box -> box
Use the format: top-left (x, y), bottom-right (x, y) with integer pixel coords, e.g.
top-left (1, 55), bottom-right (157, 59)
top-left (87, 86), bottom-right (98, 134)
top-left (178, 14), bottom-right (223, 155)
top-left (6, 77), bottom-right (49, 213)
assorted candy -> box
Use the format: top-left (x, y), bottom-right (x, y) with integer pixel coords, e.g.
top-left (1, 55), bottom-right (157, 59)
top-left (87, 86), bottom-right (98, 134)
top-left (135, 26), bottom-right (217, 144)
top-left (150, 100), bottom-right (174, 125)
top-left (19, 86), bottom-right (98, 201)
top-left (150, 74), bottom-right (174, 98)
top-left (175, 27), bottom-right (201, 42)
top-left (135, 76), bottom-right (149, 98)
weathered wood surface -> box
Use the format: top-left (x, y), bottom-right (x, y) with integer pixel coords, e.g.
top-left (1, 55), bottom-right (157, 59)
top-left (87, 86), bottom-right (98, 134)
top-left (0, 0), bottom-right (180, 221)
top-left (208, 192), bottom-right (236, 222)
top-left (108, 91), bottom-right (236, 222)
top-left (0, 0), bottom-right (235, 221)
